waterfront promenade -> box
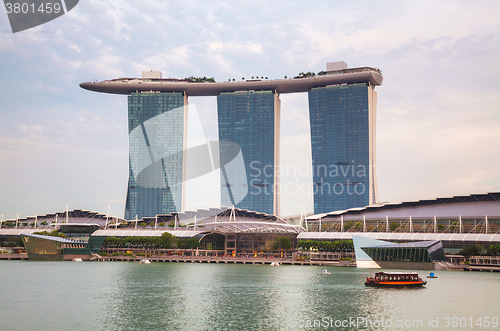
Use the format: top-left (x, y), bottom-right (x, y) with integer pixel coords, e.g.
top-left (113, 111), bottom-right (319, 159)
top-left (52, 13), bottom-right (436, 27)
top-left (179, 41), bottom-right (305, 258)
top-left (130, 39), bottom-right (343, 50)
top-left (3, 251), bottom-right (500, 271)
top-left (0, 251), bottom-right (353, 266)
top-left (0, 253), bottom-right (28, 260)
top-left (97, 255), bottom-right (354, 266)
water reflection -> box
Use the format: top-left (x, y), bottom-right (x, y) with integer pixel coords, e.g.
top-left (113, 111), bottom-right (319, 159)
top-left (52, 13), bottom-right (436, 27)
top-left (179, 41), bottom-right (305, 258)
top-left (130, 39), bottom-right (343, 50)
top-left (274, 267), bottom-right (391, 330)
top-left (108, 264), bottom-right (388, 330)
top-left (2, 262), bottom-right (500, 331)
top-left (109, 262), bottom-right (198, 330)
top-left (202, 265), bottom-right (290, 330)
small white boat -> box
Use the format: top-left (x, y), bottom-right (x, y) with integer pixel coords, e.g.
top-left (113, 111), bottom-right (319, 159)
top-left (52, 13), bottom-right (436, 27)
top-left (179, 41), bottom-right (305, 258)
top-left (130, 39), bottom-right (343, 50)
top-left (320, 269), bottom-right (331, 275)
top-left (270, 262), bottom-right (280, 266)
top-left (139, 259), bottom-right (151, 264)
top-left (72, 258), bottom-right (83, 262)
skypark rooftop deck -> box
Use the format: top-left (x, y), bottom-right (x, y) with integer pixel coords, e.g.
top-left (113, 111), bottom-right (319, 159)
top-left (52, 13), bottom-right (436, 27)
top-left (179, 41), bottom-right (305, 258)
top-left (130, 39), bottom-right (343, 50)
top-left (80, 67), bottom-right (383, 96)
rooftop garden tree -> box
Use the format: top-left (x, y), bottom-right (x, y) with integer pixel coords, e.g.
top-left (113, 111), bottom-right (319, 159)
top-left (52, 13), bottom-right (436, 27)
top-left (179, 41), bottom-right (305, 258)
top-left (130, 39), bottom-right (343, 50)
top-left (185, 76), bottom-right (216, 83)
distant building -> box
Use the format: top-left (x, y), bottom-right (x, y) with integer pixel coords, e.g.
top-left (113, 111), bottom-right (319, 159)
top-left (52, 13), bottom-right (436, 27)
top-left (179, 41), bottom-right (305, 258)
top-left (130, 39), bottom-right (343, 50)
top-left (80, 64), bottom-right (383, 218)
top-left (353, 235), bottom-right (445, 270)
top-left (125, 91), bottom-right (187, 219)
top-left (305, 192), bottom-right (500, 236)
top-left (300, 192), bottom-right (500, 254)
top-left (95, 206), bottom-right (304, 256)
top-left (21, 224), bottom-right (105, 261)
top-left (1, 208), bottom-right (304, 258)
top-left (309, 63), bottom-right (378, 214)
top-left (217, 91), bottom-right (280, 215)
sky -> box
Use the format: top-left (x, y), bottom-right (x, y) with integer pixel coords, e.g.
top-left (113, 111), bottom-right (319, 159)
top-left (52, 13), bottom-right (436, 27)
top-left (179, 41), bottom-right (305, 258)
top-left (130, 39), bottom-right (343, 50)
top-left (0, 0), bottom-right (499, 219)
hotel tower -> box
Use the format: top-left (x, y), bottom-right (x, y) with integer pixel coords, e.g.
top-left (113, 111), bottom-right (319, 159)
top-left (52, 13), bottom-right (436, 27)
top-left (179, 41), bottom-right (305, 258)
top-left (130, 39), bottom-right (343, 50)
top-left (80, 62), bottom-right (382, 218)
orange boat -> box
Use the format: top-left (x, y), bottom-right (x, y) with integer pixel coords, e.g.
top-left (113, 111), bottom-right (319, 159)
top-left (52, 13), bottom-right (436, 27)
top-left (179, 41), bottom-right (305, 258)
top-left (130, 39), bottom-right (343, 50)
top-left (365, 272), bottom-right (427, 288)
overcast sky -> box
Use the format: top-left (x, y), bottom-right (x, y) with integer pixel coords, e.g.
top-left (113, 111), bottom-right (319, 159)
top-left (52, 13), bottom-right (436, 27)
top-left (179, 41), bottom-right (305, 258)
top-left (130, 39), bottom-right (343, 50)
top-left (1, 0), bottom-right (499, 219)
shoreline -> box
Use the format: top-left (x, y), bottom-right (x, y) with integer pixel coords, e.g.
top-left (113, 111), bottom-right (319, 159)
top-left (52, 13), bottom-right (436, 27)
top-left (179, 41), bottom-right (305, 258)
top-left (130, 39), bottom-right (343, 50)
top-left (2, 253), bottom-right (500, 271)
top-left (0, 253), bottom-right (353, 266)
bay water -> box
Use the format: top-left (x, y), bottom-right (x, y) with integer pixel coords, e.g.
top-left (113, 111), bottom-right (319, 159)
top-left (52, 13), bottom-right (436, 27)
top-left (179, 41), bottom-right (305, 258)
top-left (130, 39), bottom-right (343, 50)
top-left (0, 261), bottom-right (499, 330)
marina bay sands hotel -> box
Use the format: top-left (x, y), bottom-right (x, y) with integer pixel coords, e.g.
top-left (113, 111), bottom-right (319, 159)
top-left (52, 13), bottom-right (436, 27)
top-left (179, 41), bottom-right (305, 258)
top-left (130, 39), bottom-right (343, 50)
top-left (80, 62), bottom-right (383, 219)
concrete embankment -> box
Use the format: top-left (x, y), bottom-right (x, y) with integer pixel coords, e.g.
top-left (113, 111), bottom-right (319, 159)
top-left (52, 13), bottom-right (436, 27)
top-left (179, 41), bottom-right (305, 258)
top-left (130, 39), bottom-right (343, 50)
top-left (98, 255), bottom-right (355, 266)
top-left (0, 253), bottom-right (354, 266)
top-left (0, 253), bottom-right (28, 260)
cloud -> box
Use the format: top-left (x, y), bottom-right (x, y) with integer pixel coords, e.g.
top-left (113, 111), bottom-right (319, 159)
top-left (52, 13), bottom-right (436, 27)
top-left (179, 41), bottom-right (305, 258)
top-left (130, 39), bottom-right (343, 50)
top-left (0, 0), bottom-right (499, 218)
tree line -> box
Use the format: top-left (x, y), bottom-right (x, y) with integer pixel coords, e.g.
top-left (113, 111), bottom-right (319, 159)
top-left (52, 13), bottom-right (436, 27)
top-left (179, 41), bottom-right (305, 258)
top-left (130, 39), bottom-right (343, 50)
top-left (102, 233), bottom-right (199, 250)
top-left (185, 76), bottom-right (216, 83)
top-left (297, 240), bottom-right (353, 252)
top-left (459, 243), bottom-right (500, 257)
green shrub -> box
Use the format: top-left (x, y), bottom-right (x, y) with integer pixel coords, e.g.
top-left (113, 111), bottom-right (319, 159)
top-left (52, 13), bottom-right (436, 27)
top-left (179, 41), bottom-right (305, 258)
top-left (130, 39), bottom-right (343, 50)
top-left (459, 245), bottom-right (485, 257)
top-left (123, 252), bottom-right (133, 256)
top-left (99, 252), bottom-right (108, 256)
top-left (111, 252), bottom-right (120, 256)
top-left (137, 253), bottom-right (145, 256)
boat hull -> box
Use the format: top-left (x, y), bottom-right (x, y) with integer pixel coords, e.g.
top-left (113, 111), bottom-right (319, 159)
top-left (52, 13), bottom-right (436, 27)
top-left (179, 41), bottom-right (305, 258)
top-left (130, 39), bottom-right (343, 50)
top-left (365, 281), bottom-right (427, 288)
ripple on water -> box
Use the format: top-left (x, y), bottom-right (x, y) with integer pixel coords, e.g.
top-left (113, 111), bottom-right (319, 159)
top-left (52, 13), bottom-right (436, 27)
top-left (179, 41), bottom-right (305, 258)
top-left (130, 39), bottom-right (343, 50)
top-left (0, 262), bottom-right (499, 330)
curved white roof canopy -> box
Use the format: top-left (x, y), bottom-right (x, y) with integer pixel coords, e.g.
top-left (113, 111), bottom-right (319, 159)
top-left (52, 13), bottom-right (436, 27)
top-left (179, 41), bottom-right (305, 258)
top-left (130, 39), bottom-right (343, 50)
top-left (297, 232), bottom-right (500, 243)
top-left (95, 207), bottom-right (305, 236)
top-left (306, 192), bottom-right (500, 221)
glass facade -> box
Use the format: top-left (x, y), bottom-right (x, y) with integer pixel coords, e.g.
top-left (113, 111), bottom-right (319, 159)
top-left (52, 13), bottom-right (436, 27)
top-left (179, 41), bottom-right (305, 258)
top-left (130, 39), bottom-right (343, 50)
top-left (21, 233), bottom-right (106, 260)
top-left (363, 247), bottom-right (432, 263)
top-left (353, 236), bottom-right (396, 263)
top-left (200, 233), bottom-right (226, 250)
top-left (217, 91), bottom-right (277, 215)
top-left (22, 235), bottom-right (62, 256)
top-left (353, 235), bottom-right (445, 266)
top-left (125, 92), bottom-right (185, 219)
top-left (309, 83), bottom-right (374, 214)
top-left (362, 241), bottom-right (445, 263)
